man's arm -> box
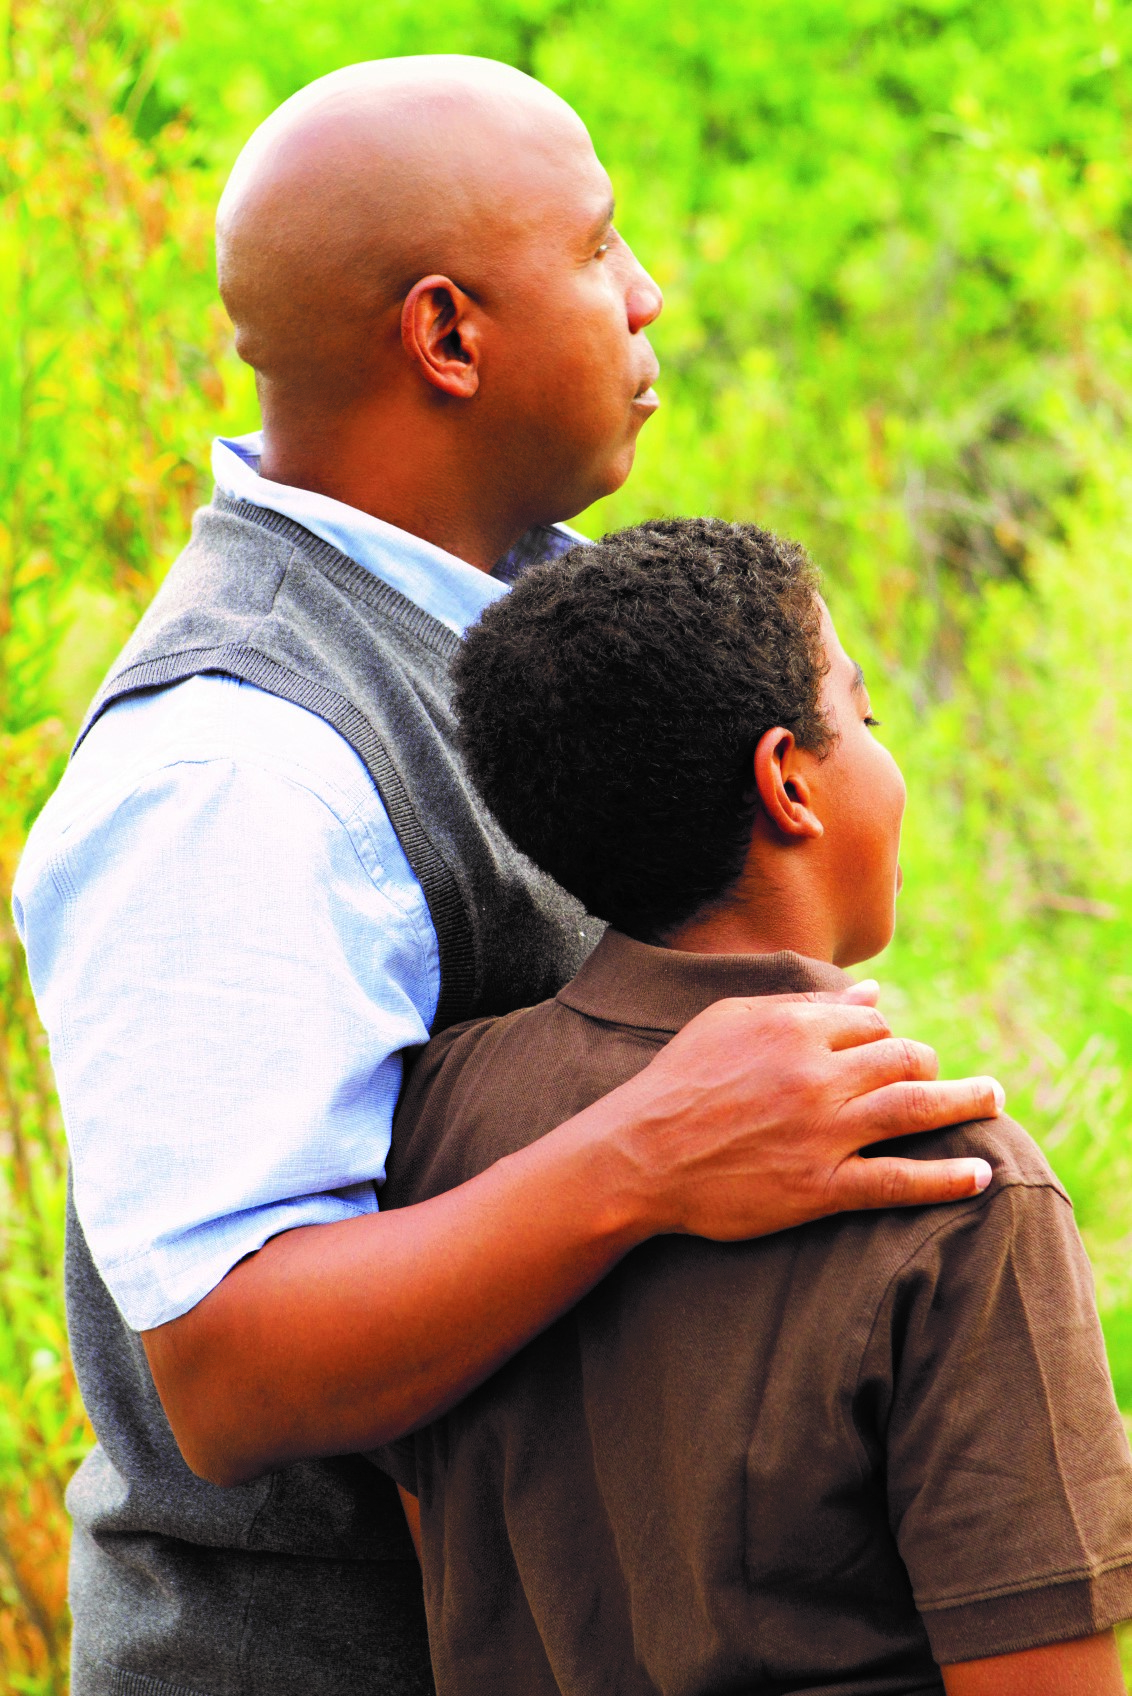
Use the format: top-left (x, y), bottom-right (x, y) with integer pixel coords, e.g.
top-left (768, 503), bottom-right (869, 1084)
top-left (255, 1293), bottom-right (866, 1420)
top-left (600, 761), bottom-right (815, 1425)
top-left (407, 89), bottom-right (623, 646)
top-left (943, 1630), bottom-right (1126, 1696)
top-left (143, 988), bottom-right (999, 1485)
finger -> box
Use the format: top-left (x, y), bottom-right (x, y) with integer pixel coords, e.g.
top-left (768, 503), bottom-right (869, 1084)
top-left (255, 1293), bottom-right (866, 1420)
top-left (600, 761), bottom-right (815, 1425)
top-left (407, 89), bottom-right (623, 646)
top-left (842, 1075), bottom-right (1006, 1143)
top-left (827, 1154), bottom-right (994, 1212)
top-left (780, 978), bottom-right (879, 1008)
top-left (840, 978), bottom-right (879, 1006)
top-left (820, 1002), bottom-right (892, 1051)
top-left (839, 1035), bottom-right (940, 1093)
top-left (737, 997), bottom-right (893, 1050)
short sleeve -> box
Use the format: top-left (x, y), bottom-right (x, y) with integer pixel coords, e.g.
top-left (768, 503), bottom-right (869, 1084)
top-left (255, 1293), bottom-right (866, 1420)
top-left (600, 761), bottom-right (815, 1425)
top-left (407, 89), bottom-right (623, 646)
top-left (15, 680), bottom-right (440, 1329)
top-left (871, 1182), bottom-right (1132, 1663)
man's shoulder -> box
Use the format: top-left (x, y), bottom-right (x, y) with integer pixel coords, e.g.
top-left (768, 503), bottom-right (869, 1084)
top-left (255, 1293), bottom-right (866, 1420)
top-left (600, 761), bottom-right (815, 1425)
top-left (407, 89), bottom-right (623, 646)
top-left (84, 673), bottom-right (375, 794)
top-left (21, 675), bottom-right (394, 879)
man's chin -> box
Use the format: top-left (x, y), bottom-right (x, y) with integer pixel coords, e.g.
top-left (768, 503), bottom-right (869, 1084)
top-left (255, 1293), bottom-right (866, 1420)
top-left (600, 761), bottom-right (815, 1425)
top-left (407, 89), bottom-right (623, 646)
top-left (552, 426), bottom-right (651, 523)
top-left (595, 433), bottom-right (645, 500)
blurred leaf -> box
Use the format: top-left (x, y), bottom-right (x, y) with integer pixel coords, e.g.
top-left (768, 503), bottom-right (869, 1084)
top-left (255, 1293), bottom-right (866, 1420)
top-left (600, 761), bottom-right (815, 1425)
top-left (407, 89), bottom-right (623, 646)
top-left (8, 0), bottom-right (1132, 1683)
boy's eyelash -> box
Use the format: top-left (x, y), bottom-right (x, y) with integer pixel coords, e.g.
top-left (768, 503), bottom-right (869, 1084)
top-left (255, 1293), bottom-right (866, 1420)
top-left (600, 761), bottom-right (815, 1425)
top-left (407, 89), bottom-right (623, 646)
top-left (864, 715), bottom-right (882, 728)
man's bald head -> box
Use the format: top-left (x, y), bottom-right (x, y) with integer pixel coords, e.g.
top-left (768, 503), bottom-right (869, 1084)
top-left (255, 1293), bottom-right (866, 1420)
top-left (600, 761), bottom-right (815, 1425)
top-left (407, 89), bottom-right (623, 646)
top-left (217, 56), bottom-right (662, 558)
top-left (216, 56), bottom-right (598, 401)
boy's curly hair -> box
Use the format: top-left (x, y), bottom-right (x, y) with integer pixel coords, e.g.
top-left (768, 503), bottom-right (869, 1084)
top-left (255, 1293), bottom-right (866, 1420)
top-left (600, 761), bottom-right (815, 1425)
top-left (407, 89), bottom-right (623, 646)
top-left (453, 516), bottom-right (831, 943)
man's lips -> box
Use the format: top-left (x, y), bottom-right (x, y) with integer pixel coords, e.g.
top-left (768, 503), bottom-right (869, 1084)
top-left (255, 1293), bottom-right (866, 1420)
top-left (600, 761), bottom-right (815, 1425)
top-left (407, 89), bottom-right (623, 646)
top-left (632, 363), bottom-right (661, 415)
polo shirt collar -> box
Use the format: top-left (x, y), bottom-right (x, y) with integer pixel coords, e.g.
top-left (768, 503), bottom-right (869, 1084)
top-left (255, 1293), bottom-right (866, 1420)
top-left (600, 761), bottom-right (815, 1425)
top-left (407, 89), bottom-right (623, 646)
top-left (557, 927), bottom-right (848, 1033)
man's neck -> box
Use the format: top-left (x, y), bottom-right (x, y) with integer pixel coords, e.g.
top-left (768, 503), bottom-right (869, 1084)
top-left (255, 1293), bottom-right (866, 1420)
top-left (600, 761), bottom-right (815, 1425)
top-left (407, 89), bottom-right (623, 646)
top-left (257, 410), bottom-right (534, 572)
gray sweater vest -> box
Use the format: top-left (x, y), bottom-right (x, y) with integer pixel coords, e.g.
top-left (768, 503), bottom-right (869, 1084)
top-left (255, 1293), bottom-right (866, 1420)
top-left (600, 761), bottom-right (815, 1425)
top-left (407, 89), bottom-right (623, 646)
top-left (64, 496), bottom-right (603, 1696)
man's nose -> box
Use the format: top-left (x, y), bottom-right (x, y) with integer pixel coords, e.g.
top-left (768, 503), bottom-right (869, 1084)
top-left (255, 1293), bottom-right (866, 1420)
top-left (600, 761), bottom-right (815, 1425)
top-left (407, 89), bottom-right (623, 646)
top-left (624, 247), bottom-right (663, 333)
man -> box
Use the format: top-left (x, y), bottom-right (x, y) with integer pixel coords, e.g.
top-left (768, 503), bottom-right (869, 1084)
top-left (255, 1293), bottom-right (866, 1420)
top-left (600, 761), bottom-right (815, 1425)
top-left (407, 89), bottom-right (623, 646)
top-left (13, 58), bottom-right (1002, 1696)
top-left (380, 519), bottom-right (1132, 1696)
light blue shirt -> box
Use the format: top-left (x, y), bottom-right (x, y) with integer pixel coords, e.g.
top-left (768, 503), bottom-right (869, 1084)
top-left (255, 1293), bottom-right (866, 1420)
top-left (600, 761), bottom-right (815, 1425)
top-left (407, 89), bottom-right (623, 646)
top-left (13, 434), bottom-right (578, 1331)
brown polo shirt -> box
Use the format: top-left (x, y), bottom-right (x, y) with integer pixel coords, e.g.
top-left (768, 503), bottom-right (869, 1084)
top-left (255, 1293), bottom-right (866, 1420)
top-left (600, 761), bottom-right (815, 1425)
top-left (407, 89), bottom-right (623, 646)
top-left (380, 930), bottom-right (1132, 1696)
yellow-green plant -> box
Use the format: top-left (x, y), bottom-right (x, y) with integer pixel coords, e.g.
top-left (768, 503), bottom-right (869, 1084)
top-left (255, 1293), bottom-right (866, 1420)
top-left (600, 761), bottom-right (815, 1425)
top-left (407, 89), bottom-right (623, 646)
top-left (0, 0), bottom-right (231, 1679)
top-left (6, 0), bottom-right (1132, 1685)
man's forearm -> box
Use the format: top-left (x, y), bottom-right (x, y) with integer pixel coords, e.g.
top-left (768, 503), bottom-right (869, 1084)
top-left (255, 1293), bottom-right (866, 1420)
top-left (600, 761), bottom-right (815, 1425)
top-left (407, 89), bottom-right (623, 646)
top-left (144, 1091), bottom-right (655, 1484)
top-left (942, 1630), bottom-right (1125, 1696)
top-left (144, 990), bottom-right (1001, 1485)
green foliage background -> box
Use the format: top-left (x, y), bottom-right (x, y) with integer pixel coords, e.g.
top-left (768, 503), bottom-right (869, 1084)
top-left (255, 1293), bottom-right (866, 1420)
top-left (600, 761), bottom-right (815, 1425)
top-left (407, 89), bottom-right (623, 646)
top-left (5, 0), bottom-right (1132, 1683)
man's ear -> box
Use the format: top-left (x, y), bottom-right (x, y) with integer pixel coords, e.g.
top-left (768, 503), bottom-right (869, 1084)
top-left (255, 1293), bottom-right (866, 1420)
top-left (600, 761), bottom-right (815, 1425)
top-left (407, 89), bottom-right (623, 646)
top-left (753, 727), bottom-right (824, 841)
top-left (401, 275), bottom-right (482, 399)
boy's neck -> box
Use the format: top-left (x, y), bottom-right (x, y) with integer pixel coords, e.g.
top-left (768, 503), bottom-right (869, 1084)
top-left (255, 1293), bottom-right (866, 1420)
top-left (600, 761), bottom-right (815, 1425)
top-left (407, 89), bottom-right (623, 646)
top-left (665, 907), bottom-right (833, 963)
top-left (663, 855), bottom-right (838, 964)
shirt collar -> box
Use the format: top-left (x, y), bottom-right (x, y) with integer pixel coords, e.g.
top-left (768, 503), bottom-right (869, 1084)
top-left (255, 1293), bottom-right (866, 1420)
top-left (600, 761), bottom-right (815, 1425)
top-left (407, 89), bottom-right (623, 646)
top-left (557, 928), bottom-right (849, 1033)
top-left (213, 432), bottom-right (529, 639)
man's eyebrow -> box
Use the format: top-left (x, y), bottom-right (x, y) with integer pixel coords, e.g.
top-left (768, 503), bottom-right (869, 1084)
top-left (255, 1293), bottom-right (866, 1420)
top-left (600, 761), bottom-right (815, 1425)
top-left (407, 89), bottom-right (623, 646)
top-left (587, 197), bottom-right (616, 241)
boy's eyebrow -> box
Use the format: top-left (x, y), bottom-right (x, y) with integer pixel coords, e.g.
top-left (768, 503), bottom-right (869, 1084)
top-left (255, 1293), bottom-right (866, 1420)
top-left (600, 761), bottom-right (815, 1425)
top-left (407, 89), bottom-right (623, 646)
top-left (851, 661), bottom-right (866, 695)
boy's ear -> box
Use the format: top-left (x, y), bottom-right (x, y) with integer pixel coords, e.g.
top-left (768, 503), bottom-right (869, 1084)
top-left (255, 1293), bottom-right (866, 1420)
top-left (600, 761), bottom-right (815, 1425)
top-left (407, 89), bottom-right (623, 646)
top-left (753, 727), bottom-right (824, 841)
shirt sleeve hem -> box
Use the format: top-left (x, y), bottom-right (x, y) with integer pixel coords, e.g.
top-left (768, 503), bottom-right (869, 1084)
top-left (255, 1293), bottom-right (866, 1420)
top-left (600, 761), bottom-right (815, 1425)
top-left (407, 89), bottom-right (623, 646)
top-left (923, 1562), bottom-right (1132, 1664)
top-left (99, 1190), bottom-right (381, 1331)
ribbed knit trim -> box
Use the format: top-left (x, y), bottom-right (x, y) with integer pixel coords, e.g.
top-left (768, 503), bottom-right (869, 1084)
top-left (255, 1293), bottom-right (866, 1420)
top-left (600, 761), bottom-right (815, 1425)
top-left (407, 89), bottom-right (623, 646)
top-left (110, 1667), bottom-right (212, 1696)
top-left (209, 496), bottom-right (476, 1024)
top-left (73, 489), bottom-right (483, 1030)
top-left (78, 640), bottom-right (475, 1031)
top-left (212, 492), bottom-right (463, 659)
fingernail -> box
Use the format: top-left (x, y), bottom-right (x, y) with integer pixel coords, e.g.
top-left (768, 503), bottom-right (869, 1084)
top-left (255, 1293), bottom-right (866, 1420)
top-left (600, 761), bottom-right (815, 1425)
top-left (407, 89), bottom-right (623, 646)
top-left (972, 1159), bottom-right (993, 1193)
top-left (990, 1079), bottom-right (1005, 1113)
top-left (851, 978), bottom-right (879, 998)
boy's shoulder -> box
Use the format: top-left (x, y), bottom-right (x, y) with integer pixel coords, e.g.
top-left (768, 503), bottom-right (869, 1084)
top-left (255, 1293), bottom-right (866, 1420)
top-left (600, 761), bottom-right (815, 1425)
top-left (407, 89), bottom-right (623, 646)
top-left (387, 988), bottom-right (662, 1207)
top-left (399, 981), bottom-right (659, 1119)
top-left (829, 1112), bottom-right (1072, 1298)
top-left (879, 1111), bottom-right (1067, 1208)
top-left (390, 987), bottom-right (1067, 1224)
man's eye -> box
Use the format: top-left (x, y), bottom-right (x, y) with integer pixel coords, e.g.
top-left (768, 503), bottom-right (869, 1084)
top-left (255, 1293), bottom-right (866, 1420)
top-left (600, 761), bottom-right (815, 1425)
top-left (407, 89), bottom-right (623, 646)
top-left (595, 242), bottom-right (610, 257)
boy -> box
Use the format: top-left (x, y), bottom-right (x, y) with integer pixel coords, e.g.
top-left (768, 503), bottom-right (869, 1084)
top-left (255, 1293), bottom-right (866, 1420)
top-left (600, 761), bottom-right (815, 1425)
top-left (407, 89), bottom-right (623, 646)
top-left (379, 518), bottom-right (1132, 1695)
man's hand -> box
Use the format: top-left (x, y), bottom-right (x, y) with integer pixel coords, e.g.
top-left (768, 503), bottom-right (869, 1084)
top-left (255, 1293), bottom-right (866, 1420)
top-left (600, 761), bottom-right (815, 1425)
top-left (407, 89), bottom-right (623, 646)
top-left (613, 981), bottom-right (997, 1241)
top-left (144, 982), bottom-right (1001, 1485)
